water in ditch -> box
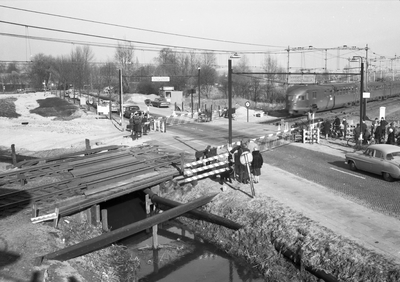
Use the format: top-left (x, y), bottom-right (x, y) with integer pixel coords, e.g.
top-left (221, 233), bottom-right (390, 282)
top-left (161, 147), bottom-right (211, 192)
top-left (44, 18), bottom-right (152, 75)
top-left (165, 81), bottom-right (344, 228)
top-left (121, 222), bottom-right (265, 282)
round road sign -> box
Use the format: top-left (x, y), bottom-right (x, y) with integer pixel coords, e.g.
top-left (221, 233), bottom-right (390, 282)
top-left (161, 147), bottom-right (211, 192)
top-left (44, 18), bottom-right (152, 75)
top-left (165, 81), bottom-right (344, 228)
top-left (245, 101), bottom-right (250, 108)
top-left (240, 151), bottom-right (253, 165)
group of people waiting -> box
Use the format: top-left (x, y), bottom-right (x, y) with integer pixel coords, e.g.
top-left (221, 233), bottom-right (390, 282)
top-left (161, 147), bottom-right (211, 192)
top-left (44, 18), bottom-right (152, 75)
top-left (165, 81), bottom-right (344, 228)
top-left (229, 139), bottom-right (264, 184)
top-left (128, 111), bottom-right (167, 140)
top-left (194, 139), bottom-right (264, 185)
top-left (321, 116), bottom-right (399, 146)
top-left (322, 116), bottom-right (349, 139)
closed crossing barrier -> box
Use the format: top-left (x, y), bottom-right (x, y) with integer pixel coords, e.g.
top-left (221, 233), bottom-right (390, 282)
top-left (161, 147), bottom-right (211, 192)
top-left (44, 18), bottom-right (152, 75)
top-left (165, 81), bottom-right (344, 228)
top-left (182, 153), bottom-right (229, 183)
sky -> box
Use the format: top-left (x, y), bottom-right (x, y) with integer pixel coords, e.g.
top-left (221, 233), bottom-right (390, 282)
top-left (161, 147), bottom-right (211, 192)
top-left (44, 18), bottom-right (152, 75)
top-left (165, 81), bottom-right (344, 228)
top-left (1, 0), bottom-right (399, 73)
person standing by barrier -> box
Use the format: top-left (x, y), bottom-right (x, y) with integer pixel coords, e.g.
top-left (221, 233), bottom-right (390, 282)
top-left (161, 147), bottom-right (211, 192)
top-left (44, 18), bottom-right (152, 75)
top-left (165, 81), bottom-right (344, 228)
top-left (342, 118), bottom-right (348, 139)
top-left (129, 113), bottom-right (135, 138)
top-left (387, 127), bottom-right (396, 145)
top-left (251, 147), bottom-right (263, 183)
top-left (333, 116), bottom-right (340, 135)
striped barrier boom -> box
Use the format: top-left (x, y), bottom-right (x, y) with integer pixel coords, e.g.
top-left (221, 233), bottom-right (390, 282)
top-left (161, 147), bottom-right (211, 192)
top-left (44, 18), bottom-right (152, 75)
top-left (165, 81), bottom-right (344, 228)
top-left (184, 153), bottom-right (229, 168)
top-left (183, 167), bottom-right (229, 183)
top-left (215, 128), bottom-right (296, 150)
top-left (184, 160), bottom-right (228, 175)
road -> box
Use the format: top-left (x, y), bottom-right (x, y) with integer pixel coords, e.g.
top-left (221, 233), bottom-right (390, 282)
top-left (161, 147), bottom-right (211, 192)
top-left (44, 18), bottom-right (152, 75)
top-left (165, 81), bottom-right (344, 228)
top-left (155, 119), bottom-right (400, 220)
top-left (263, 144), bottom-right (400, 219)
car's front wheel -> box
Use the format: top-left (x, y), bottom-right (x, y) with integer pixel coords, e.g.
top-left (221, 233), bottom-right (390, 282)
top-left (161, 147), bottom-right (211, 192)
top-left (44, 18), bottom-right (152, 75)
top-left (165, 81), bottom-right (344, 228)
top-left (382, 172), bottom-right (394, 182)
top-left (348, 161), bottom-right (357, 171)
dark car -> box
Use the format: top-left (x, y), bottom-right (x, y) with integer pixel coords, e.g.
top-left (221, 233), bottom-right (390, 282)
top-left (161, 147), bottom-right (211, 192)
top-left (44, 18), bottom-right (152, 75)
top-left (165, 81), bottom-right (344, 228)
top-left (123, 105), bottom-right (140, 118)
top-left (151, 98), bottom-right (170, 108)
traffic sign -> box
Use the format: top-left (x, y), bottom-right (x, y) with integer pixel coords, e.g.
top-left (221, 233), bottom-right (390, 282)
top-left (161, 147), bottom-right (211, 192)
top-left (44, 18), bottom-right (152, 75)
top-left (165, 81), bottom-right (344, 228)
top-left (245, 101), bottom-right (250, 108)
top-left (240, 151), bottom-right (253, 165)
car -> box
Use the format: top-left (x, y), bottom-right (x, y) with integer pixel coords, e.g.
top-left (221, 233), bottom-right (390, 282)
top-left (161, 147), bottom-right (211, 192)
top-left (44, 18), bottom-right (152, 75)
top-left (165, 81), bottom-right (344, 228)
top-left (24, 88), bottom-right (36, 93)
top-left (123, 105), bottom-right (140, 118)
top-left (111, 102), bottom-right (119, 112)
top-left (345, 144), bottom-right (400, 181)
top-left (151, 98), bottom-right (170, 108)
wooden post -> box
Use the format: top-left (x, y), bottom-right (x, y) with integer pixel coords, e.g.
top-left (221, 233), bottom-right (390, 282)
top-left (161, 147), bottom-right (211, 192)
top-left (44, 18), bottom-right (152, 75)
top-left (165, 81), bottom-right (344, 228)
top-left (180, 153), bottom-right (185, 174)
top-left (210, 105), bottom-right (213, 122)
top-left (145, 194), bottom-right (151, 234)
top-left (101, 209), bottom-right (109, 231)
top-left (53, 208), bottom-right (60, 228)
top-left (11, 144), bottom-right (17, 166)
top-left (152, 204), bottom-right (158, 249)
top-left (95, 205), bottom-right (101, 225)
top-left (32, 204), bottom-right (38, 218)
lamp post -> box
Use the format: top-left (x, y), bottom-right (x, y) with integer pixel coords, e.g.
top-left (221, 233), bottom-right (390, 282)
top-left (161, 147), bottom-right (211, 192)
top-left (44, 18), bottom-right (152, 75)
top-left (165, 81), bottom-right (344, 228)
top-left (227, 53), bottom-right (241, 145)
top-left (352, 56), bottom-right (364, 146)
top-left (228, 59), bottom-right (233, 145)
top-left (198, 67), bottom-right (201, 113)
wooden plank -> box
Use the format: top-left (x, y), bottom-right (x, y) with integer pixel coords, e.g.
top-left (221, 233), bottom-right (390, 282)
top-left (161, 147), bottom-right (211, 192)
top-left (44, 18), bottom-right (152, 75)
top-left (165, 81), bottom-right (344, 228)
top-left (40, 193), bottom-right (218, 262)
top-left (145, 189), bottom-right (243, 230)
top-left (14, 145), bottom-right (124, 168)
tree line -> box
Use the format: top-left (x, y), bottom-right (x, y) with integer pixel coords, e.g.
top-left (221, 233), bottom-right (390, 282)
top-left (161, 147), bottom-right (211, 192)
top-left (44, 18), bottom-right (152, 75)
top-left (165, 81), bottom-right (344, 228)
top-left (0, 43), bottom-right (288, 103)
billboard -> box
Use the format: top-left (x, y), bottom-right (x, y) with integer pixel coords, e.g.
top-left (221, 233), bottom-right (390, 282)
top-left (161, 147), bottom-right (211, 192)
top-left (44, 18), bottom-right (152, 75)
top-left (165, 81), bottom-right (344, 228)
top-left (288, 74), bottom-right (316, 84)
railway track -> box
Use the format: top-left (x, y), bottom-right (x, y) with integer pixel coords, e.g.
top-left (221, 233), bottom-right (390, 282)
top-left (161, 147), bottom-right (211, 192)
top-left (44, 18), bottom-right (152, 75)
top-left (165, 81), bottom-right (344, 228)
top-left (0, 145), bottom-right (181, 217)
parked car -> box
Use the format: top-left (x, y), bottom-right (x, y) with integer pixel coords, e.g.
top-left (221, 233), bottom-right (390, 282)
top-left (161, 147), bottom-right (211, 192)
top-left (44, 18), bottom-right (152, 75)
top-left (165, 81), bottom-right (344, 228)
top-left (151, 98), bottom-right (170, 108)
top-left (24, 88), bottom-right (36, 93)
top-left (111, 102), bottom-right (119, 113)
top-left (345, 144), bottom-right (400, 181)
top-left (123, 105), bottom-right (140, 118)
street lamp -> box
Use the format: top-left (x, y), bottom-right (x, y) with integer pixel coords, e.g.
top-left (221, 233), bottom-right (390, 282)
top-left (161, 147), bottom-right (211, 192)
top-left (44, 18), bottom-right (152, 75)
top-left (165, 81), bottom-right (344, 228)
top-left (227, 53), bottom-right (241, 145)
top-left (198, 67), bottom-right (201, 112)
top-left (351, 56), bottom-right (364, 146)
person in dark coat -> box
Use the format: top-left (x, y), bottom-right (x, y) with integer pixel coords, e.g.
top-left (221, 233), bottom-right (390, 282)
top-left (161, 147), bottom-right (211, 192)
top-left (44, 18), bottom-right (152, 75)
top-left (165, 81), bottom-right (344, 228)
top-left (251, 148), bottom-right (263, 183)
top-left (374, 123), bottom-right (384, 144)
top-left (333, 116), bottom-right (340, 134)
top-left (323, 119), bottom-right (331, 138)
top-left (386, 127), bottom-right (396, 145)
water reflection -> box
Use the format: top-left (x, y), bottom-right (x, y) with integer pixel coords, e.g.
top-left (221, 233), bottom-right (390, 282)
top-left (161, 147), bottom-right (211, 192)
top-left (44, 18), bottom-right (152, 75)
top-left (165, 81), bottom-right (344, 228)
top-left (122, 221), bottom-right (264, 282)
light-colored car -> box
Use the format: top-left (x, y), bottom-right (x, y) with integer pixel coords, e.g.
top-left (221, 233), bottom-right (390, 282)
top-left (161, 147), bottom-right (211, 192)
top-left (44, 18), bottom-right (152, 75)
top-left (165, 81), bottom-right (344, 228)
top-left (345, 144), bottom-right (400, 181)
top-left (151, 98), bottom-right (170, 108)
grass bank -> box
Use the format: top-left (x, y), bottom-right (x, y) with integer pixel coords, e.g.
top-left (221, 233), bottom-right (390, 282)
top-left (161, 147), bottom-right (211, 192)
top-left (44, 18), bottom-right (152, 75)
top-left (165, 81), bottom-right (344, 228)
top-left (163, 180), bottom-right (400, 282)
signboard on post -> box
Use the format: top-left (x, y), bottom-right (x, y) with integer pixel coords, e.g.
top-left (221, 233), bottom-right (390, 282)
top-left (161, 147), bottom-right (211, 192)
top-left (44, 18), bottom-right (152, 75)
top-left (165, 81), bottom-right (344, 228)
top-left (151, 76), bottom-right (170, 82)
top-left (288, 74), bottom-right (316, 84)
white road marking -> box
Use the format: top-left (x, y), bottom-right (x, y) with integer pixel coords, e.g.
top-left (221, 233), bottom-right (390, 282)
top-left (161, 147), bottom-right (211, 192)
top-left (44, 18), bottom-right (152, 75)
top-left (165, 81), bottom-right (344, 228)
top-left (330, 167), bottom-right (366, 179)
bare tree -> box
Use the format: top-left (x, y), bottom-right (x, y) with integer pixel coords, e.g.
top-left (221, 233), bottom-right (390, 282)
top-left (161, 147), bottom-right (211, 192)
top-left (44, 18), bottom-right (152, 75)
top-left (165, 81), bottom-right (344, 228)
top-left (199, 53), bottom-right (217, 98)
top-left (115, 41), bottom-right (135, 92)
top-left (70, 46), bottom-right (94, 93)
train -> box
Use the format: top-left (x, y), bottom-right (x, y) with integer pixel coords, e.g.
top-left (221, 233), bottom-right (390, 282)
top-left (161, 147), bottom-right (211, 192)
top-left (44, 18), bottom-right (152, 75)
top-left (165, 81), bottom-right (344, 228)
top-left (286, 81), bottom-right (400, 115)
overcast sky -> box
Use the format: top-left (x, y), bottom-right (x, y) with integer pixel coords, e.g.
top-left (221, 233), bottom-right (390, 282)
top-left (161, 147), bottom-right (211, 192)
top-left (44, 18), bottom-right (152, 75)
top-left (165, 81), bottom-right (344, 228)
top-left (1, 0), bottom-right (399, 72)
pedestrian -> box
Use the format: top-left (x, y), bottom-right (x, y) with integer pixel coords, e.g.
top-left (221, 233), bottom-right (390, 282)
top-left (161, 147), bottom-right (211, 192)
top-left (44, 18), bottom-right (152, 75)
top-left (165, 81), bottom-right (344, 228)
top-left (323, 119), bottom-right (331, 138)
top-left (129, 113), bottom-right (135, 138)
top-left (371, 117), bottom-right (379, 134)
top-left (354, 123), bottom-right (361, 146)
top-left (247, 138), bottom-right (257, 152)
top-left (386, 127), bottom-right (396, 145)
top-left (342, 118), bottom-right (348, 139)
top-left (133, 112), bottom-right (142, 139)
top-left (333, 116), bottom-right (340, 135)
top-left (374, 122), bottom-right (383, 144)
top-left (251, 147), bottom-right (263, 183)
top-left (381, 117), bottom-right (388, 141)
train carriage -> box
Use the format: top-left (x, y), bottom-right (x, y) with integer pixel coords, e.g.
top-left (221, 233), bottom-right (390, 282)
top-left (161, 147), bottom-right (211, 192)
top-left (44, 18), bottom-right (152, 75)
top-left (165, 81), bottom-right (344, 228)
top-left (287, 81), bottom-right (400, 115)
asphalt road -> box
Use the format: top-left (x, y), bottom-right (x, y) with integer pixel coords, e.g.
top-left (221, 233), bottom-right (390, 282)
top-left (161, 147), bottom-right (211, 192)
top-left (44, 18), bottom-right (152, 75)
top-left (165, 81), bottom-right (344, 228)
top-left (263, 144), bottom-right (400, 219)
top-left (158, 120), bottom-right (400, 220)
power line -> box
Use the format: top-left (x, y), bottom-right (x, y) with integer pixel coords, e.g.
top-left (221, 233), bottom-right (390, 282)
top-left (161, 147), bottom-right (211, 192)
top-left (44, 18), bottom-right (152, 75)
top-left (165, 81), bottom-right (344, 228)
top-left (0, 4), bottom-right (285, 49)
